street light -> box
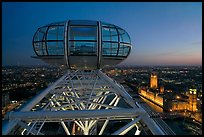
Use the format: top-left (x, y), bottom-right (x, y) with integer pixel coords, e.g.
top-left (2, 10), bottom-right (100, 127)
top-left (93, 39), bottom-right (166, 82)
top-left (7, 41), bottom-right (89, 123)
top-left (176, 96), bottom-right (180, 99)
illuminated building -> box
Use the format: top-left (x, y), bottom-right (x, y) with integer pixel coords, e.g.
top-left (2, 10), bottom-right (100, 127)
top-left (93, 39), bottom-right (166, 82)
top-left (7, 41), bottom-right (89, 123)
top-left (150, 73), bottom-right (158, 89)
top-left (139, 89), bottom-right (163, 107)
top-left (160, 86), bottom-right (164, 93)
top-left (139, 74), bottom-right (197, 113)
top-left (188, 88), bottom-right (197, 112)
top-left (171, 100), bottom-right (188, 111)
top-left (163, 92), bottom-right (173, 112)
top-left (163, 89), bottom-right (197, 112)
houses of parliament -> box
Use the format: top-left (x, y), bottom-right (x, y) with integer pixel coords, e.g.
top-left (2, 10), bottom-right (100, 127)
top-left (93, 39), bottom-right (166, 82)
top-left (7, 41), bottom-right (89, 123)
top-left (139, 73), bottom-right (197, 112)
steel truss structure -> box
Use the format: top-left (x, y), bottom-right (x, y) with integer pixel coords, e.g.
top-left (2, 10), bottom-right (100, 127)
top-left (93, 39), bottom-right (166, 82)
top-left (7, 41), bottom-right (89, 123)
top-left (3, 70), bottom-right (166, 135)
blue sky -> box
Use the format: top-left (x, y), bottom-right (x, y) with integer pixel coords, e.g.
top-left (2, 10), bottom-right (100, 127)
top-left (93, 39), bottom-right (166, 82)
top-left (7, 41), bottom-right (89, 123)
top-left (2, 2), bottom-right (202, 66)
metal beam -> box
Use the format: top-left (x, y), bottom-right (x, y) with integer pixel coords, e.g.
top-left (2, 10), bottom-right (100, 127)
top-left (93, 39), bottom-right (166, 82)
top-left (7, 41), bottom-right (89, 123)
top-left (8, 108), bottom-right (144, 121)
top-left (98, 70), bottom-right (137, 108)
top-left (141, 115), bottom-right (165, 135)
top-left (2, 120), bottom-right (19, 135)
top-left (18, 73), bottom-right (68, 112)
top-left (61, 121), bottom-right (71, 135)
top-left (17, 121), bottom-right (44, 135)
top-left (111, 116), bottom-right (141, 135)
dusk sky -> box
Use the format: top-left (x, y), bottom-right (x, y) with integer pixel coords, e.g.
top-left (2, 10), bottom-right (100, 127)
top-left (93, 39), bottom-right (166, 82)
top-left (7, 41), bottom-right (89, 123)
top-left (2, 2), bottom-right (202, 66)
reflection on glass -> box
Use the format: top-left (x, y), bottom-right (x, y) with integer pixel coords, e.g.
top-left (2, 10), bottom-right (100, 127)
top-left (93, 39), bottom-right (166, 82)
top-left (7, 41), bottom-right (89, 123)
top-left (70, 27), bottom-right (97, 41)
top-left (118, 44), bottom-right (130, 57)
top-left (102, 27), bottom-right (118, 42)
top-left (33, 20), bottom-right (131, 57)
top-left (34, 42), bottom-right (47, 56)
top-left (70, 41), bottom-right (97, 55)
top-left (102, 42), bottom-right (118, 56)
top-left (47, 26), bottom-right (64, 40)
top-left (101, 22), bottom-right (131, 57)
top-left (118, 29), bottom-right (131, 43)
top-left (123, 46), bottom-right (130, 56)
top-left (47, 42), bottom-right (64, 55)
top-left (34, 27), bottom-right (47, 42)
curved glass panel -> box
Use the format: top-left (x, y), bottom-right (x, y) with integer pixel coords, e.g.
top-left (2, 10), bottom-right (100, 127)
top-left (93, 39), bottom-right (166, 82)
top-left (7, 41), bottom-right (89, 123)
top-left (47, 26), bottom-right (64, 40)
top-left (33, 27), bottom-right (48, 56)
top-left (101, 22), bottom-right (119, 57)
top-left (34, 27), bottom-right (47, 42)
top-left (69, 24), bottom-right (97, 56)
top-left (70, 20), bottom-right (97, 26)
top-left (70, 41), bottom-right (97, 55)
top-left (46, 25), bottom-right (64, 55)
top-left (118, 28), bottom-right (131, 43)
top-left (102, 42), bottom-right (118, 56)
top-left (47, 42), bottom-right (64, 55)
top-left (101, 22), bottom-right (115, 28)
top-left (118, 44), bottom-right (131, 57)
top-left (102, 27), bottom-right (118, 42)
top-left (33, 42), bottom-right (47, 55)
top-left (33, 20), bottom-right (132, 69)
top-left (101, 22), bottom-right (132, 57)
top-left (50, 21), bottom-right (65, 26)
top-left (33, 23), bottom-right (65, 56)
top-left (70, 26), bottom-right (97, 41)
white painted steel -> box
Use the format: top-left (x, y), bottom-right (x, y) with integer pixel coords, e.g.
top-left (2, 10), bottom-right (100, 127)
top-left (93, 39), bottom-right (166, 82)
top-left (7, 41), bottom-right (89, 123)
top-left (61, 121), bottom-right (71, 135)
top-left (8, 108), bottom-right (142, 120)
top-left (111, 116), bottom-right (142, 135)
top-left (3, 70), bottom-right (168, 135)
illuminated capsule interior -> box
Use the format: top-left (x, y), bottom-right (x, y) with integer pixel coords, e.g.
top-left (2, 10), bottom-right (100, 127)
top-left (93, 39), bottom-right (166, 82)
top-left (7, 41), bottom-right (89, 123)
top-left (33, 20), bottom-right (132, 70)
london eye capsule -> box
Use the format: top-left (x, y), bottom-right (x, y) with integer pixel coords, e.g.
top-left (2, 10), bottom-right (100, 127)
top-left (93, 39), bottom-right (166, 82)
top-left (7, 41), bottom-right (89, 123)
top-left (33, 20), bottom-right (132, 70)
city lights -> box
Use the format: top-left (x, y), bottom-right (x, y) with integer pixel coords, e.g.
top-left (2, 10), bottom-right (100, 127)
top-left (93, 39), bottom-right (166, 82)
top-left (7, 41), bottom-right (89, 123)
top-left (2, 65), bottom-right (202, 135)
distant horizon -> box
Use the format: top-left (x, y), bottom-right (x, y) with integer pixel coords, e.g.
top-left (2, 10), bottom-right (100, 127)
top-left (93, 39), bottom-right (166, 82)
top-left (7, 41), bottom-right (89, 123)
top-left (2, 63), bottom-right (202, 67)
top-left (2, 57), bottom-right (202, 67)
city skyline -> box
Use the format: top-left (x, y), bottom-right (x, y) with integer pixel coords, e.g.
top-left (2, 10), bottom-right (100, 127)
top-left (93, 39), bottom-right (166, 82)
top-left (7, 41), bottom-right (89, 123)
top-left (2, 65), bottom-right (202, 135)
top-left (2, 2), bottom-right (202, 66)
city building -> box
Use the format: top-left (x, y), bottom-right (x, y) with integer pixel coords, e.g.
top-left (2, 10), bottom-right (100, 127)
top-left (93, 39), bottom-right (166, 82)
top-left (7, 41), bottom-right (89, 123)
top-left (171, 100), bottom-right (188, 111)
top-left (188, 88), bottom-right (197, 112)
top-left (139, 73), bottom-right (197, 113)
top-left (139, 88), bottom-right (163, 107)
top-left (150, 73), bottom-right (158, 89)
top-left (160, 86), bottom-right (164, 93)
top-left (139, 73), bottom-right (163, 106)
